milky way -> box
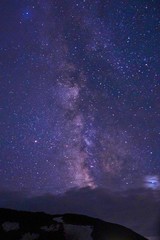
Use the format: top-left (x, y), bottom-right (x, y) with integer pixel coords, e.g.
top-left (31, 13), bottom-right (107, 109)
top-left (0, 0), bottom-right (160, 194)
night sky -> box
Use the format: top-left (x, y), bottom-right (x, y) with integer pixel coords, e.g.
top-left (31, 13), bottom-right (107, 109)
top-left (1, 0), bottom-right (160, 193)
top-left (0, 1), bottom-right (160, 234)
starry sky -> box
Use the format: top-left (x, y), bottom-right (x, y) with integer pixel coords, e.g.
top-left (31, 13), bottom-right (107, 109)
top-left (0, 0), bottom-right (160, 196)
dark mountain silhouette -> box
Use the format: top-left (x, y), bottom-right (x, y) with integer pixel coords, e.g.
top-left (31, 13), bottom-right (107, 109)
top-left (0, 208), bottom-right (148, 240)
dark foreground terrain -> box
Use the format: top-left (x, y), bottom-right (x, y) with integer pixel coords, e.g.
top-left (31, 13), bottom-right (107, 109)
top-left (0, 208), bottom-right (148, 240)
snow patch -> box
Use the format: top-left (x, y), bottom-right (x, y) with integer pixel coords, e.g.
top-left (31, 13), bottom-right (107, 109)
top-left (64, 224), bottom-right (93, 240)
top-left (2, 222), bottom-right (20, 231)
top-left (41, 224), bottom-right (59, 232)
top-left (20, 232), bottom-right (39, 240)
top-left (53, 216), bottom-right (63, 223)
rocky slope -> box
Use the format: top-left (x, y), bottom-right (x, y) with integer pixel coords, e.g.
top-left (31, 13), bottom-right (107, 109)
top-left (0, 208), bottom-right (148, 240)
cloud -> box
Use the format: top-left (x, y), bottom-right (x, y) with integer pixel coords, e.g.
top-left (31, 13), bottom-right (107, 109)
top-left (0, 187), bottom-right (160, 238)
